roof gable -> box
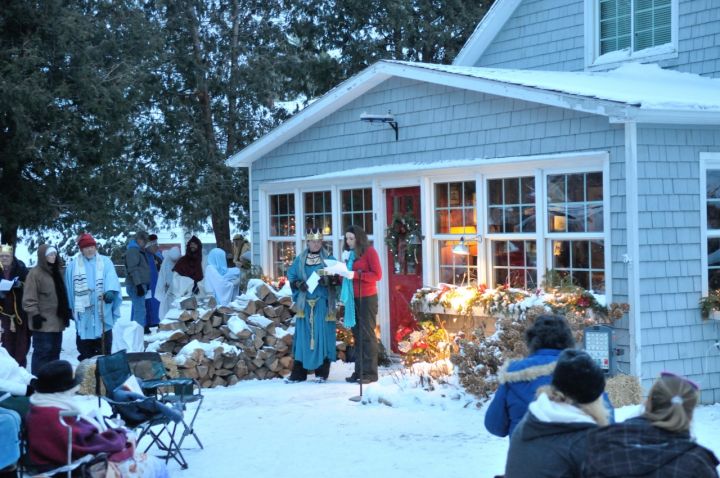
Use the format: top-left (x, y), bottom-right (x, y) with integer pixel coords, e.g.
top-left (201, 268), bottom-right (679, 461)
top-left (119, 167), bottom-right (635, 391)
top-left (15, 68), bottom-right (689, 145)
top-left (452, 0), bottom-right (523, 67)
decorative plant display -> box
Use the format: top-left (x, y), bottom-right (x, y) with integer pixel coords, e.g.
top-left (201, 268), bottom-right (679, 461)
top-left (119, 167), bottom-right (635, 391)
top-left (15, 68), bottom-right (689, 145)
top-left (699, 290), bottom-right (720, 319)
top-left (396, 320), bottom-right (456, 366)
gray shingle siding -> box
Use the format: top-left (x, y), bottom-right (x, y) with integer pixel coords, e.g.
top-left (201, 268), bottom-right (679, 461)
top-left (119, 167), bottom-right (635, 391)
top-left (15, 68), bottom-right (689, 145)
top-left (473, 0), bottom-right (719, 77)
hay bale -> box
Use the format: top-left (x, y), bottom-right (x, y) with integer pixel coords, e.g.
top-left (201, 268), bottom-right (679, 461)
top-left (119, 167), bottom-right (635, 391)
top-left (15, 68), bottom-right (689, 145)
top-left (606, 374), bottom-right (643, 408)
top-left (76, 357), bottom-right (103, 396)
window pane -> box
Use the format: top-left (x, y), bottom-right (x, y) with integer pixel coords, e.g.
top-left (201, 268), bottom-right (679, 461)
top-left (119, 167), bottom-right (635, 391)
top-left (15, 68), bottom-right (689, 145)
top-left (707, 171), bottom-right (720, 199)
top-left (591, 240), bottom-right (605, 269)
top-left (547, 172), bottom-right (603, 233)
top-left (271, 241), bottom-right (295, 278)
top-left (505, 206), bottom-right (520, 233)
top-left (341, 188), bottom-right (372, 234)
top-left (269, 193), bottom-right (295, 237)
top-left (551, 240), bottom-right (605, 293)
top-left (435, 181), bottom-right (477, 235)
top-left (435, 183), bottom-right (449, 208)
top-left (436, 210), bottom-right (450, 234)
top-left (521, 206), bottom-right (536, 233)
top-left (521, 177), bottom-right (535, 203)
top-left (449, 182), bottom-right (463, 207)
top-left (437, 240), bottom-right (477, 286)
top-left (504, 178), bottom-right (519, 204)
top-left (488, 207), bottom-right (503, 233)
top-left (567, 174), bottom-right (585, 202)
top-left (547, 175), bottom-right (565, 202)
top-left (491, 240), bottom-right (537, 289)
top-left (488, 179), bottom-right (503, 205)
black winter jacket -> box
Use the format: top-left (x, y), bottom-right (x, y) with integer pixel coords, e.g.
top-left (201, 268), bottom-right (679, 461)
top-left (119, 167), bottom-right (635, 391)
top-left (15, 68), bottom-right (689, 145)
top-left (505, 407), bottom-right (597, 478)
top-left (583, 416), bottom-right (719, 478)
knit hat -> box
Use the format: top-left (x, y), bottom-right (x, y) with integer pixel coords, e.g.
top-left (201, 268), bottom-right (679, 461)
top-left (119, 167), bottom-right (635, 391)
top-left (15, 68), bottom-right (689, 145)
top-left (77, 233), bottom-right (97, 249)
top-left (35, 360), bottom-right (81, 394)
top-left (551, 349), bottom-right (606, 404)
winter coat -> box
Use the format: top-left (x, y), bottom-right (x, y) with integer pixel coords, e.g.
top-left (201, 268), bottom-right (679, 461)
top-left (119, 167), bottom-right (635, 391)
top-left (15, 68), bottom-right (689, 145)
top-left (23, 244), bottom-right (72, 333)
top-left (485, 348), bottom-right (561, 437)
top-left (124, 240), bottom-right (151, 288)
top-left (351, 246), bottom-right (382, 297)
top-left (0, 258), bottom-right (29, 331)
top-left (582, 416), bottom-right (719, 478)
top-left (0, 346), bottom-right (33, 396)
top-left (505, 393), bottom-right (599, 478)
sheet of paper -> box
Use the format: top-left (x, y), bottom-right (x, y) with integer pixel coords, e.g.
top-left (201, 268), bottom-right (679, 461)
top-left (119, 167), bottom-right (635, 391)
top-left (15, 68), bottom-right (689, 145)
top-left (306, 271), bottom-right (320, 294)
top-left (323, 261), bottom-right (349, 275)
top-left (0, 279), bottom-right (13, 292)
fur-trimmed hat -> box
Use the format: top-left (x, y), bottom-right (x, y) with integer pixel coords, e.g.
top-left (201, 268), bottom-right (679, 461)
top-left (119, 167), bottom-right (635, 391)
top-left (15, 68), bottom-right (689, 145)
top-left (35, 360), bottom-right (81, 394)
top-left (551, 349), bottom-right (605, 404)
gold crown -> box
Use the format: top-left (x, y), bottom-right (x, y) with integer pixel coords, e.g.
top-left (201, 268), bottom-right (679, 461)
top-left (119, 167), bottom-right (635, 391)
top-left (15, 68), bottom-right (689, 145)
top-left (305, 229), bottom-right (323, 241)
top-left (0, 244), bottom-right (13, 255)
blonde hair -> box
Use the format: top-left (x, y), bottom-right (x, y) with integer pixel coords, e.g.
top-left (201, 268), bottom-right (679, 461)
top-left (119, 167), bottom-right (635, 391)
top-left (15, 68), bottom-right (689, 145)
top-left (537, 385), bottom-right (609, 426)
top-left (643, 375), bottom-right (698, 433)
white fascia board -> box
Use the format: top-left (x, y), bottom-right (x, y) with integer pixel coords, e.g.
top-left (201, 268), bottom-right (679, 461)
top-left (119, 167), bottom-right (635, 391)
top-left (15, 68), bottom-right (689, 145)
top-left (381, 62), bottom-right (632, 118)
top-left (610, 109), bottom-right (720, 125)
top-left (453, 0), bottom-right (523, 66)
top-left (226, 65), bottom-right (391, 167)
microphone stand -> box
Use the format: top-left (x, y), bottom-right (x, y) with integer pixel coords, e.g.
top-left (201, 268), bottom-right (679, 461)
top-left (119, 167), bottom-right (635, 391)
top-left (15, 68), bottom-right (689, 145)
top-left (349, 270), bottom-right (363, 402)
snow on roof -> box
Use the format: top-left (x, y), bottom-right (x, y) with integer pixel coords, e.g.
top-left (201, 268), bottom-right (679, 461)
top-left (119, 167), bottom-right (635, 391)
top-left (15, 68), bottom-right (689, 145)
top-left (395, 61), bottom-right (720, 111)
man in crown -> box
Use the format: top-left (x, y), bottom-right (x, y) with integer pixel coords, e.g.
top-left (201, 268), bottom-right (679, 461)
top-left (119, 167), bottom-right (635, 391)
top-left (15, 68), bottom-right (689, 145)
top-left (285, 228), bottom-right (342, 382)
top-left (0, 243), bottom-right (30, 367)
top-left (64, 233), bottom-right (122, 360)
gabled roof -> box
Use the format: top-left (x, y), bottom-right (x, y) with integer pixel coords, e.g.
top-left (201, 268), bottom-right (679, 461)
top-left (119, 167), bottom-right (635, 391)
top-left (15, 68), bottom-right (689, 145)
top-left (227, 61), bottom-right (720, 167)
top-left (452, 0), bottom-right (522, 67)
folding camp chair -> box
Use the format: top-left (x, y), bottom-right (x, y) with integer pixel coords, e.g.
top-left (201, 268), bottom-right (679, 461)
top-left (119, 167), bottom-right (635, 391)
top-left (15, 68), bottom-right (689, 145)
top-left (126, 352), bottom-right (204, 451)
top-left (96, 350), bottom-right (188, 469)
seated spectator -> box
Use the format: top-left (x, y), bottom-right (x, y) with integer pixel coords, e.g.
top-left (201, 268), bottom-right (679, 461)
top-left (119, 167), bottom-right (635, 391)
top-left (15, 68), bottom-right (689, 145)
top-left (583, 372), bottom-right (719, 477)
top-left (0, 407), bottom-right (21, 478)
top-left (485, 314), bottom-right (576, 437)
top-left (505, 349), bottom-right (609, 478)
top-left (0, 346), bottom-right (34, 418)
top-left (26, 360), bottom-right (168, 478)
top-left (203, 248), bottom-right (240, 307)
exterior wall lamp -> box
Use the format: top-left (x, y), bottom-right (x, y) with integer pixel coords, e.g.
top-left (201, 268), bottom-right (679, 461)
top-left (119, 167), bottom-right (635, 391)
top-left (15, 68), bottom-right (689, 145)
top-left (360, 111), bottom-right (399, 141)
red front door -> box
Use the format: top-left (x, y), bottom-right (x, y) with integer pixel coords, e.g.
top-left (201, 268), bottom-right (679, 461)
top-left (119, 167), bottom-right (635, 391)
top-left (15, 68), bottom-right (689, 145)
top-left (386, 187), bottom-right (423, 353)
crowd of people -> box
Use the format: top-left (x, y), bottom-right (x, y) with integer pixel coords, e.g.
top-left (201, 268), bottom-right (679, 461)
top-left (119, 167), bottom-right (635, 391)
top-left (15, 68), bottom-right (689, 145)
top-left (486, 314), bottom-right (719, 477)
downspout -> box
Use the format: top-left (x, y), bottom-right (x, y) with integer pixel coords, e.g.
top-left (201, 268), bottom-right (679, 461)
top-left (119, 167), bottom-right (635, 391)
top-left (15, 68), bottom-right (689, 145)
top-left (624, 122), bottom-right (642, 377)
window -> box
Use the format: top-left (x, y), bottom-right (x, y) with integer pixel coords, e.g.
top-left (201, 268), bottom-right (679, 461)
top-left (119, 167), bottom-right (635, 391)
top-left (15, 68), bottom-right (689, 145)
top-left (434, 181), bottom-right (477, 285)
top-left (341, 188), bottom-right (373, 234)
top-left (706, 170), bottom-right (720, 289)
top-left (303, 191), bottom-right (332, 234)
top-left (269, 193), bottom-right (296, 278)
top-left (587, 0), bottom-right (676, 67)
top-left (547, 172), bottom-right (605, 292)
top-left (487, 176), bottom-right (538, 289)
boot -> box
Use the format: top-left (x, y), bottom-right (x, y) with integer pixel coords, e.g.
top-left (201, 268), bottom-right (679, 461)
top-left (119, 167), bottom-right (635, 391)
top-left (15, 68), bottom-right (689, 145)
top-left (285, 360), bottom-right (307, 383)
top-left (314, 359), bottom-right (330, 382)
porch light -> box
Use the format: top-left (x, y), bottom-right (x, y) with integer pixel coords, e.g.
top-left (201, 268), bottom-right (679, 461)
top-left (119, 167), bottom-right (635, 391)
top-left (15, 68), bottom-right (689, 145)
top-left (360, 111), bottom-right (399, 141)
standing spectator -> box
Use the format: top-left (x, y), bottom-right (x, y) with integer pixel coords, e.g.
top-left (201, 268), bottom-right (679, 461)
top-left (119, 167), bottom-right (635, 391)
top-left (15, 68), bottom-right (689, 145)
top-left (0, 243), bottom-right (29, 367)
top-left (485, 314), bottom-right (576, 437)
top-left (285, 230), bottom-right (341, 382)
top-left (144, 234), bottom-right (163, 332)
top-left (124, 231), bottom-right (150, 328)
top-left (583, 372), bottom-right (719, 478)
top-left (22, 245), bottom-right (72, 375)
top-left (340, 225), bottom-right (382, 384)
top-left (65, 233), bottom-right (121, 360)
top-left (172, 235), bottom-right (204, 296)
top-left (155, 247), bottom-right (180, 322)
top-left (204, 248), bottom-right (241, 307)
top-left (505, 349), bottom-right (609, 478)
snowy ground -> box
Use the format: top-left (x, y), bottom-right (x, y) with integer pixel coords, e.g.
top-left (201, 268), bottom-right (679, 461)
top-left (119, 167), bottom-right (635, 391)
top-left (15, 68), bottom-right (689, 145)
top-left (47, 301), bottom-right (720, 477)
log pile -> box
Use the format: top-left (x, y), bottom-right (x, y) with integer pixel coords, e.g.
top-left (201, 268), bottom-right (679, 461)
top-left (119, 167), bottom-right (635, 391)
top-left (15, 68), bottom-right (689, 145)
top-left (155, 282), bottom-right (297, 388)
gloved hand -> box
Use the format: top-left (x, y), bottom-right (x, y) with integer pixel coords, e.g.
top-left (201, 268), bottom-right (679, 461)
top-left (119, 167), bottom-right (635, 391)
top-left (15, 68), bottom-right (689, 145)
top-left (12, 277), bottom-right (22, 289)
top-left (341, 250), bottom-right (351, 262)
top-left (32, 314), bottom-right (47, 330)
top-left (103, 291), bottom-right (115, 304)
top-left (292, 280), bottom-right (308, 292)
top-left (136, 284), bottom-right (145, 296)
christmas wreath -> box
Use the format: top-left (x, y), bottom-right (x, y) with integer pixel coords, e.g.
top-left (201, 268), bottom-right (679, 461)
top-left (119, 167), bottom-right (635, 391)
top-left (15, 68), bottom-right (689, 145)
top-left (385, 212), bottom-right (423, 262)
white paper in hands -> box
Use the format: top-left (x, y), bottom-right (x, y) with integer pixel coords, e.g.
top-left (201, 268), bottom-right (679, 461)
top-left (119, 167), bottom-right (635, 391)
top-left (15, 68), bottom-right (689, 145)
top-left (0, 279), bottom-right (13, 292)
top-left (306, 271), bottom-right (320, 293)
top-left (322, 260), bottom-right (349, 276)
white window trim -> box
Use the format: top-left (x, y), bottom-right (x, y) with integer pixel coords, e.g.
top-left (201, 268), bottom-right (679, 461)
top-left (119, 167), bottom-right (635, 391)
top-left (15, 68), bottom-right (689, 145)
top-left (584, 0), bottom-right (679, 71)
top-left (700, 153), bottom-right (720, 296)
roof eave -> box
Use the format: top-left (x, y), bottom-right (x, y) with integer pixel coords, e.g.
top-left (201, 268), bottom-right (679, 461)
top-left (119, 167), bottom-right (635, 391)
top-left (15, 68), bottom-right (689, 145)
top-left (610, 109), bottom-right (720, 125)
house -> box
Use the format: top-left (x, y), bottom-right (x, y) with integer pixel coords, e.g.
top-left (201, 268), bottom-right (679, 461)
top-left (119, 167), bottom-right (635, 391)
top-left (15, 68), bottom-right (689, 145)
top-left (227, 0), bottom-right (720, 401)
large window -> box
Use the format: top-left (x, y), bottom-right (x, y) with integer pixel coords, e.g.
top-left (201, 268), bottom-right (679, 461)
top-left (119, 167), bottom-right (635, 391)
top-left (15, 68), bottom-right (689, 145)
top-left (304, 191), bottom-right (332, 234)
top-left (434, 181), bottom-right (477, 285)
top-left (547, 172), bottom-right (605, 292)
top-left (487, 176), bottom-right (538, 289)
top-left (269, 193), bottom-right (296, 278)
top-left (341, 188), bottom-right (373, 234)
top-left (706, 170), bottom-right (720, 289)
top-left (588, 0), bottom-right (675, 66)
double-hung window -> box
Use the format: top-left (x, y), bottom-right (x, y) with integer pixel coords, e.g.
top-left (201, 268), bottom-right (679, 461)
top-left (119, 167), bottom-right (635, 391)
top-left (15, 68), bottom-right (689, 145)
top-left (587, 0), bottom-right (676, 67)
top-left (303, 190), bottom-right (333, 252)
top-left (268, 193), bottom-right (296, 278)
top-left (546, 172), bottom-right (606, 292)
top-left (434, 181), bottom-right (477, 285)
top-left (704, 167), bottom-right (720, 290)
top-left (340, 187), bottom-right (374, 250)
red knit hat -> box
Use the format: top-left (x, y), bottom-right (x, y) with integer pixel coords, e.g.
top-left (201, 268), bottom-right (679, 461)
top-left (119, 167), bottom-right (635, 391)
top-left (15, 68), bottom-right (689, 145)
top-left (77, 233), bottom-right (97, 249)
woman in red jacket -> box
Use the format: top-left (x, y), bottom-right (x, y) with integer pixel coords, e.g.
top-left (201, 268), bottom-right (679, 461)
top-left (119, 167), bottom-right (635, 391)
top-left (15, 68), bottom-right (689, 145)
top-left (339, 225), bottom-right (382, 384)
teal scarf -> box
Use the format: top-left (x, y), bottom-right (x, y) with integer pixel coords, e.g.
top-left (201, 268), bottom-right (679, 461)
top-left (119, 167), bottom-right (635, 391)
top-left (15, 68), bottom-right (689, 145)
top-left (340, 251), bottom-right (356, 328)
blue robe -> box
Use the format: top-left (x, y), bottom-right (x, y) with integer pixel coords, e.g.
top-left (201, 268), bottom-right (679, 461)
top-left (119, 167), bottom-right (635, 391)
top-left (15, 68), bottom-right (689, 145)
top-left (65, 254), bottom-right (122, 340)
top-left (287, 252), bottom-right (337, 370)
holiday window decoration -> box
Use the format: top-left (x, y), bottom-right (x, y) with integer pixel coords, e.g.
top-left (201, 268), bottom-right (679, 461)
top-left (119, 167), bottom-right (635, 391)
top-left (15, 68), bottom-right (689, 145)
top-left (384, 212), bottom-right (423, 265)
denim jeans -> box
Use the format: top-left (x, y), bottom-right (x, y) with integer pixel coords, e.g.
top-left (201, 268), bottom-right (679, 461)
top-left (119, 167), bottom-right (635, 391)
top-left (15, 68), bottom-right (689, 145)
top-left (31, 331), bottom-right (62, 375)
top-left (127, 285), bottom-right (146, 326)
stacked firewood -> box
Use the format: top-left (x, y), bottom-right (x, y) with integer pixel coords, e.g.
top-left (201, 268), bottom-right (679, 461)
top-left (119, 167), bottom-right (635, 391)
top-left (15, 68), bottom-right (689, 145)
top-left (156, 282), bottom-right (296, 388)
